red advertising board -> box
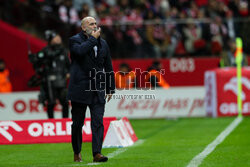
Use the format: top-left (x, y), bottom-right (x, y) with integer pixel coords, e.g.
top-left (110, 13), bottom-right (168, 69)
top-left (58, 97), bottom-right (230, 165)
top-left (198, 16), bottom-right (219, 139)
top-left (113, 57), bottom-right (220, 87)
top-left (205, 67), bottom-right (250, 117)
top-left (0, 117), bottom-right (116, 145)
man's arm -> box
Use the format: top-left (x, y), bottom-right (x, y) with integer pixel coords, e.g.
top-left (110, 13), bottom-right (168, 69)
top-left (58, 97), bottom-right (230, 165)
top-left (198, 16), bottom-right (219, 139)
top-left (69, 36), bottom-right (98, 56)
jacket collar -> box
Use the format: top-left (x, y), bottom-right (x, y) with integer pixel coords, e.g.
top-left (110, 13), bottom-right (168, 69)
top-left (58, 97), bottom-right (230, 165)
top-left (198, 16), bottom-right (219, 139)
top-left (79, 30), bottom-right (87, 39)
top-left (79, 30), bottom-right (101, 44)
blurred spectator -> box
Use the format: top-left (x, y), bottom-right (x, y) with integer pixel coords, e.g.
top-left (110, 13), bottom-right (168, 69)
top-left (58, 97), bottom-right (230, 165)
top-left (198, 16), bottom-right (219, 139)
top-left (111, 25), bottom-right (127, 58)
top-left (145, 61), bottom-right (169, 89)
top-left (118, 0), bottom-right (131, 11)
top-left (77, 1), bottom-right (96, 19)
top-left (216, 1), bottom-right (229, 17)
top-left (183, 19), bottom-right (206, 55)
top-left (59, 0), bottom-right (79, 25)
top-left (238, 0), bottom-right (249, 17)
top-left (73, 0), bottom-right (94, 12)
top-left (126, 25), bottom-right (143, 58)
top-left (106, 0), bottom-right (117, 7)
top-left (159, 0), bottom-right (170, 17)
top-left (210, 16), bottom-right (229, 55)
top-left (205, 0), bottom-right (218, 18)
top-left (226, 10), bottom-right (236, 39)
top-left (121, 8), bottom-right (144, 58)
top-left (115, 63), bottom-right (136, 89)
top-left (146, 18), bottom-right (170, 58)
top-left (197, 9), bottom-right (211, 47)
top-left (0, 59), bottom-right (12, 93)
top-left (228, 0), bottom-right (240, 17)
top-left (58, 0), bottom-right (80, 42)
top-left (79, 3), bottom-right (90, 19)
top-left (220, 39), bottom-right (248, 67)
top-left (187, 1), bottom-right (199, 18)
top-left (166, 25), bottom-right (181, 58)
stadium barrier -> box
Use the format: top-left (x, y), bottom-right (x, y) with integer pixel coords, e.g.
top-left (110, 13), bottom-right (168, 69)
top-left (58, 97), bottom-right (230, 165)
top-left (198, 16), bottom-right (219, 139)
top-left (103, 117), bottom-right (138, 148)
top-left (0, 117), bottom-right (116, 145)
top-left (205, 67), bottom-right (250, 117)
top-left (0, 87), bottom-right (206, 120)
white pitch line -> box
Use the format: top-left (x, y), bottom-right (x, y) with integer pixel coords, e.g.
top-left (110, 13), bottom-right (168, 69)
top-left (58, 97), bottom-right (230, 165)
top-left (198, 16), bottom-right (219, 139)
top-left (85, 162), bottom-right (100, 166)
top-left (187, 116), bottom-right (243, 167)
top-left (106, 147), bottom-right (128, 159)
top-left (107, 139), bottom-right (144, 159)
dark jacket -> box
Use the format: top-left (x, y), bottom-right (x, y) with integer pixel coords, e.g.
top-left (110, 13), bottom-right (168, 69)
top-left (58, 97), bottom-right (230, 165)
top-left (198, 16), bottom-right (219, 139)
top-left (39, 45), bottom-right (70, 88)
top-left (67, 31), bottom-right (115, 104)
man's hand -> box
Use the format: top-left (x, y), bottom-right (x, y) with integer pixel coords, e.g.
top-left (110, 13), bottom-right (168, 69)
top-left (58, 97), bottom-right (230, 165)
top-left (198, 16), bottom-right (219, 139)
top-left (91, 27), bottom-right (101, 39)
top-left (105, 94), bottom-right (112, 103)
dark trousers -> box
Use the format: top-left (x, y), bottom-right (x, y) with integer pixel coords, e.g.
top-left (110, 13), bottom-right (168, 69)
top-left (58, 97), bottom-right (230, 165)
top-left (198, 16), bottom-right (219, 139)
top-left (47, 101), bottom-right (69, 118)
top-left (71, 93), bottom-right (105, 156)
top-left (46, 87), bottom-right (69, 119)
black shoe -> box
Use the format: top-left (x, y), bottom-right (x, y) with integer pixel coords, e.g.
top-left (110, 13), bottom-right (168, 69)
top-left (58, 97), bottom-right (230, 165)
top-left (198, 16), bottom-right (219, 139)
top-left (74, 153), bottom-right (82, 162)
top-left (93, 153), bottom-right (108, 162)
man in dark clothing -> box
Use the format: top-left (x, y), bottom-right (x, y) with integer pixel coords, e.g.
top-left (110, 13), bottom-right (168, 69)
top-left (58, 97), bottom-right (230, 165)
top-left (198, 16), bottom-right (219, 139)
top-left (29, 30), bottom-right (70, 119)
top-left (68, 16), bottom-right (115, 163)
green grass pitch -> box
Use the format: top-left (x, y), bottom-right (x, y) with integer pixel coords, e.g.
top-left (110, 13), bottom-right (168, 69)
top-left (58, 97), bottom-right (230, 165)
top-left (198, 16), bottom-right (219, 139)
top-left (0, 117), bottom-right (249, 167)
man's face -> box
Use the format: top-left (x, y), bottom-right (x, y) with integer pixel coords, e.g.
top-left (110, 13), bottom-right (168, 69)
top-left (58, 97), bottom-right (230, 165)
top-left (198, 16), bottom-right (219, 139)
top-left (50, 35), bottom-right (62, 45)
top-left (0, 63), bottom-right (5, 72)
top-left (82, 17), bottom-right (97, 35)
top-left (120, 66), bottom-right (129, 73)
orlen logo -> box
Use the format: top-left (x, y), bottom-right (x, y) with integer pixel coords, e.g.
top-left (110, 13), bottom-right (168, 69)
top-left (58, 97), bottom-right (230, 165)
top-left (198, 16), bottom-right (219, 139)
top-left (224, 77), bottom-right (250, 100)
top-left (220, 102), bottom-right (250, 115)
top-left (28, 121), bottom-right (91, 137)
top-left (0, 121), bottom-right (23, 141)
top-left (220, 77), bottom-right (250, 115)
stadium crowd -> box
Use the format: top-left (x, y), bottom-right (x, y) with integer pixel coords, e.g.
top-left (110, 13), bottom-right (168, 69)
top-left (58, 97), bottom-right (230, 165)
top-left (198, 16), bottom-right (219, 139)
top-left (1, 0), bottom-right (250, 58)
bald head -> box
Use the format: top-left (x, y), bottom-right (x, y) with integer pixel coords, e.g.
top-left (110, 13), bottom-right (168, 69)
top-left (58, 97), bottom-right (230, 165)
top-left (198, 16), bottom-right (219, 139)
top-left (81, 16), bottom-right (97, 32)
top-left (81, 17), bottom-right (94, 26)
top-left (81, 16), bottom-right (101, 38)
